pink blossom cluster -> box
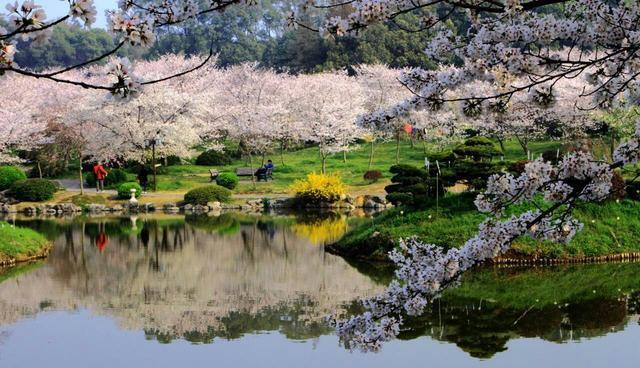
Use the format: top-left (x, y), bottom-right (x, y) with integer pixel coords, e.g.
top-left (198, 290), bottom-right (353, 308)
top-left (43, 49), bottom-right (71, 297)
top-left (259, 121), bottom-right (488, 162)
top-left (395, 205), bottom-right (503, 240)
top-left (106, 57), bottom-right (142, 99)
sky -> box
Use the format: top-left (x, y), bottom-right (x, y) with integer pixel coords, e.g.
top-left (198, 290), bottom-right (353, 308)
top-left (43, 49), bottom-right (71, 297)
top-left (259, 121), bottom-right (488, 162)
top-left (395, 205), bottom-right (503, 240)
top-left (36, 0), bottom-right (118, 28)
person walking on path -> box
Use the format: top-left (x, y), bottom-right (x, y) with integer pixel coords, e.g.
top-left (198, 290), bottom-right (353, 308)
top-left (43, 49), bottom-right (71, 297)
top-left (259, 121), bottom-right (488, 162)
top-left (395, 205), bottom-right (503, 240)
top-left (93, 162), bottom-right (108, 193)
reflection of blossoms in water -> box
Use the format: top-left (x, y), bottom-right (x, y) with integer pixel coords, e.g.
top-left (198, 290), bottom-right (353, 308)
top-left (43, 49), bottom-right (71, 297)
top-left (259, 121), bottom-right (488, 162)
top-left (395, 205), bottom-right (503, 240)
top-left (291, 215), bottom-right (348, 246)
top-left (0, 217), bottom-right (381, 340)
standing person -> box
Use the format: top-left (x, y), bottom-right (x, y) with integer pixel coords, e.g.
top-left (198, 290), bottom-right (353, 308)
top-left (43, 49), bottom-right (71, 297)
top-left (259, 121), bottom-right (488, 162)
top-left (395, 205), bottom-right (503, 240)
top-left (137, 164), bottom-right (149, 192)
top-left (93, 161), bottom-right (108, 193)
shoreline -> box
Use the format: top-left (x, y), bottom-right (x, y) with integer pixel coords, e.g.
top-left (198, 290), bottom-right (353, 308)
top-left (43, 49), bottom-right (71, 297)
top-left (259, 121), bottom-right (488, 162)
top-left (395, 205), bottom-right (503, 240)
top-left (0, 242), bottom-right (52, 267)
top-left (326, 243), bottom-right (640, 266)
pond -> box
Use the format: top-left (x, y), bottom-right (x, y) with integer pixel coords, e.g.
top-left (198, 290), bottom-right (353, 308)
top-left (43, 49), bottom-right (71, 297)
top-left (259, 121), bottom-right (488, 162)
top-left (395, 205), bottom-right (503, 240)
top-left (0, 213), bottom-right (639, 367)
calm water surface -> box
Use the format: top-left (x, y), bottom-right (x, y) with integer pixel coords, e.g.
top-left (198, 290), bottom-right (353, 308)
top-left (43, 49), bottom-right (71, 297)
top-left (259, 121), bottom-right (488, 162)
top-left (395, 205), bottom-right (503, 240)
top-left (0, 213), bottom-right (639, 368)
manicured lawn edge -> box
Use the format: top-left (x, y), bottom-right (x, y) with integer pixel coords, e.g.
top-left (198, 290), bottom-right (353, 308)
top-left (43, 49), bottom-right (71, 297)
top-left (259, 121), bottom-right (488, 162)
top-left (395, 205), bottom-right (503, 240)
top-left (0, 222), bottom-right (52, 267)
top-left (329, 194), bottom-right (640, 263)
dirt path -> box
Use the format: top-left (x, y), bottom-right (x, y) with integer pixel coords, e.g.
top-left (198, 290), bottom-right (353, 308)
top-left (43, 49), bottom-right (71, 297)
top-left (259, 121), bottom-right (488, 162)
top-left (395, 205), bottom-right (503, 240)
top-left (56, 179), bottom-right (117, 195)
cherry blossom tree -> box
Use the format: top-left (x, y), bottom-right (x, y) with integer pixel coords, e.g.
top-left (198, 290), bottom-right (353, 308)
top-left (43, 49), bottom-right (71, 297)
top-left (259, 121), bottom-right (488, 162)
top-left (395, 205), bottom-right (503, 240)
top-left (355, 64), bottom-right (412, 168)
top-left (271, 78), bottom-right (308, 166)
top-left (469, 76), bottom-right (601, 156)
top-left (42, 55), bottom-right (217, 193)
top-left (0, 73), bottom-right (49, 163)
top-left (297, 72), bottom-right (365, 173)
top-left (288, 0), bottom-right (640, 351)
top-left (211, 63), bottom-right (287, 187)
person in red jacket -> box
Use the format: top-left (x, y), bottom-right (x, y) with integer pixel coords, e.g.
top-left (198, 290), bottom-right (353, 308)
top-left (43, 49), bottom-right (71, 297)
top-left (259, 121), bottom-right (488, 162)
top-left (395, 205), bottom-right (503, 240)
top-left (93, 162), bottom-right (108, 193)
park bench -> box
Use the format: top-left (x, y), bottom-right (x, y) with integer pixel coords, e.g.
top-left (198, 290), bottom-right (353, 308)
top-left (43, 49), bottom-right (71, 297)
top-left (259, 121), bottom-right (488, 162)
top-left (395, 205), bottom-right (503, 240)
top-left (209, 169), bottom-right (220, 182)
top-left (235, 167), bottom-right (256, 177)
top-left (235, 167), bottom-right (275, 181)
top-left (257, 168), bottom-right (273, 182)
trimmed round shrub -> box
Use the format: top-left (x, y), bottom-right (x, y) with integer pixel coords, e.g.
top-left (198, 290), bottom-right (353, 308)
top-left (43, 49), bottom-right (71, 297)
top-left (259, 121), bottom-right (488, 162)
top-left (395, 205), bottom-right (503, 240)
top-left (86, 168), bottom-right (128, 188)
top-left (216, 172), bottom-right (239, 189)
top-left (184, 185), bottom-right (232, 205)
top-left (453, 136), bottom-right (503, 161)
top-left (117, 182), bottom-right (142, 200)
top-left (195, 150), bottom-right (234, 166)
top-left (363, 170), bottom-right (383, 183)
top-left (0, 166), bottom-right (27, 190)
top-left (428, 151), bottom-right (456, 164)
top-left (9, 179), bottom-right (58, 202)
top-left (386, 192), bottom-right (413, 206)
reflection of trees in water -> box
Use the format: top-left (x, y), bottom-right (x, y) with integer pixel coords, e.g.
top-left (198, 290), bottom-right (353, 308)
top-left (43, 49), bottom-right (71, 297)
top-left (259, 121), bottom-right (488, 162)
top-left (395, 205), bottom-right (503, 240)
top-left (145, 296), bottom-right (334, 344)
top-left (398, 294), bottom-right (638, 359)
top-left (0, 215), bottom-right (381, 341)
top-left (2, 217), bottom-right (640, 358)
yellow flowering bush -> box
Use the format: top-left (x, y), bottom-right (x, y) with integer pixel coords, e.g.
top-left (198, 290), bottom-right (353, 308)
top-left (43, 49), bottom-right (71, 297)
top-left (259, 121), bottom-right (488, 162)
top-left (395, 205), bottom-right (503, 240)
top-left (290, 172), bottom-right (347, 203)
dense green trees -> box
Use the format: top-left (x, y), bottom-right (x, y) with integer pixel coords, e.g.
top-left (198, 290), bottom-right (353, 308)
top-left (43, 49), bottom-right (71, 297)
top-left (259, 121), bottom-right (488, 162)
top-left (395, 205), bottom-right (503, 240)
top-left (14, 23), bottom-right (121, 70)
top-left (14, 8), bottom-right (447, 73)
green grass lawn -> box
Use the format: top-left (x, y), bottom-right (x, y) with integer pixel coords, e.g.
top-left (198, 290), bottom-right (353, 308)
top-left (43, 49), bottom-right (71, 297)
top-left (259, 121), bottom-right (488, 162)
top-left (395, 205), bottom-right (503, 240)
top-left (333, 193), bottom-right (640, 260)
top-left (152, 139), bottom-right (562, 194)
top-left (0, 222), bottom-right (50, 263)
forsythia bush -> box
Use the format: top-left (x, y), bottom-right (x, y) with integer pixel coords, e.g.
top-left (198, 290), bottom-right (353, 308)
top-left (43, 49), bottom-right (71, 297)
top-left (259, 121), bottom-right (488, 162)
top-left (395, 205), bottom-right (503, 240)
top-left (290, 173), bottom-right (346, 203)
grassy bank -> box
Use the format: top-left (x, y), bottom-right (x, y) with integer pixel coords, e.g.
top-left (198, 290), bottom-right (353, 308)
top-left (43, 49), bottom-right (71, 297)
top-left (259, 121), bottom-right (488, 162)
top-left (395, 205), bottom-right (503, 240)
top-left (331, 193), bottom-right (640, 261)
top-left (0, 222), bottom-right (51, 266)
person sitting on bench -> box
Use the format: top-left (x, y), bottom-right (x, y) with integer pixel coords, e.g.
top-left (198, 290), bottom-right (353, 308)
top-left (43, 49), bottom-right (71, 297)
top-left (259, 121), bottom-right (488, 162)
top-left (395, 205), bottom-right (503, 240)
top-left (256, 160), bottom-right (274, 181)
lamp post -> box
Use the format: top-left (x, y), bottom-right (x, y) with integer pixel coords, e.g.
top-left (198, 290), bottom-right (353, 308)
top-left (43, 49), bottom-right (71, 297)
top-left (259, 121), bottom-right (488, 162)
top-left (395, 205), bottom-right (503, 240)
top-left (144, 134), bottom-right (163, 192)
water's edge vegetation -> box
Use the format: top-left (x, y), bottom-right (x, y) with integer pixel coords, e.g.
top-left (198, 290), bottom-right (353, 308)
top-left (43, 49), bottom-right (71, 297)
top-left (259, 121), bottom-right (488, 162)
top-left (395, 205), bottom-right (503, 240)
top-left (0, 222), bottom-right (51, 266)
top-left (330, 193), bottom-right (640, 262)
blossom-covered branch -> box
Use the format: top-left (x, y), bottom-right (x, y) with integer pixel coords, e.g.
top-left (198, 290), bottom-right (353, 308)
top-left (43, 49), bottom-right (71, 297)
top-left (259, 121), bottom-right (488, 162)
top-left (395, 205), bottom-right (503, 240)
top-left (297, 1), bottom-right (640, 130)
top-left (329, 119), bottom-right (640, 352)
top-left (0, 1), bottom-right (245, 96)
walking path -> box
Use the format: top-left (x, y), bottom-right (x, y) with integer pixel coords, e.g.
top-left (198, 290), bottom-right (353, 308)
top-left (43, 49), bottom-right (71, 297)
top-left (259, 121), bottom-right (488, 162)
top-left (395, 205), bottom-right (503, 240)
top-left (55, 179), bottom-right (292, 200)
top-left (56, 179), bottom-right (117, 195)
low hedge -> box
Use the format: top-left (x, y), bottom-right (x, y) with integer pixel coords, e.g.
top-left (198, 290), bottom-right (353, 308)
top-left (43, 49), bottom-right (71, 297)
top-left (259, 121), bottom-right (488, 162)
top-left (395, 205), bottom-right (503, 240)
top-left (85, 168), bottom-right (128, 188)
top-left (195, 150), bottom-right (234, 166)
top-left (9, 179), bottom-right (58, 202)
top-left (0, 166), bottom-right (27, 190)
top-left (216, 172), bottom-right (239, 189)
top-left (184, 185), bottom-right (232, 205)
top-left (117, 182), bottom-right (142, 200)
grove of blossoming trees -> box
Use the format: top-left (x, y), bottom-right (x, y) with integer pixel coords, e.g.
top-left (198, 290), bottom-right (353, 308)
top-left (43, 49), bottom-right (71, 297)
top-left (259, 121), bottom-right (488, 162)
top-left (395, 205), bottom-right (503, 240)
top-left (3, 0), bottom-right (640, 355)
top-left (289, 0), bottom-right (640, 352)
